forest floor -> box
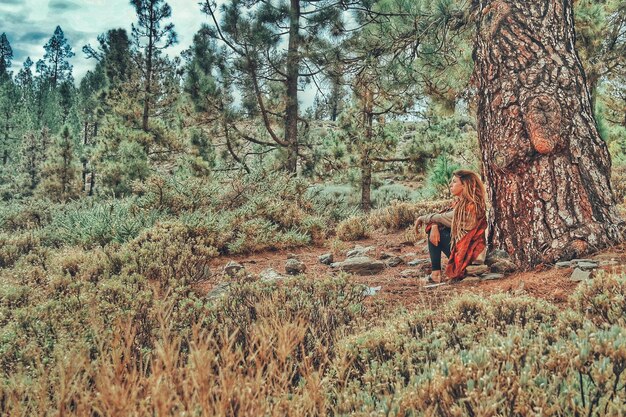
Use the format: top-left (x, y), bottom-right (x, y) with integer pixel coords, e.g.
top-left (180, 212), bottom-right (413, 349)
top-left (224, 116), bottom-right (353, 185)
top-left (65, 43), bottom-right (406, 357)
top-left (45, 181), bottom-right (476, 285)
top-left (202, 229), bottom-right (626, 311)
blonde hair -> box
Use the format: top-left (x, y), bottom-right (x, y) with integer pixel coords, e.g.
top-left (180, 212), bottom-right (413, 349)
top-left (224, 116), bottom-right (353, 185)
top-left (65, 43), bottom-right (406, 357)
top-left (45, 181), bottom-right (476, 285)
top-left (451, 169), bottom-right (487, 243)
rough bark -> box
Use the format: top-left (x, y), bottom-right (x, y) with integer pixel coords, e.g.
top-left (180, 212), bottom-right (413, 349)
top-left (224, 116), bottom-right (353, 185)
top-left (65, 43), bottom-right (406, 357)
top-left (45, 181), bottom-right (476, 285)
top-left (473, 0), bottom-right (624, 268)
top-left (284, 0), bottom-right (300, 174)
top-left (361, 90), bottom-right (374, 212)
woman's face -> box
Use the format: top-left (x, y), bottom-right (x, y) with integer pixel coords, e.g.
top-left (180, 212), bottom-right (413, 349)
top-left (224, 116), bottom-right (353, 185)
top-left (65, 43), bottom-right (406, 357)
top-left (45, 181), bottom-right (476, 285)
top-left (449, 175), bottom-right (464, 196)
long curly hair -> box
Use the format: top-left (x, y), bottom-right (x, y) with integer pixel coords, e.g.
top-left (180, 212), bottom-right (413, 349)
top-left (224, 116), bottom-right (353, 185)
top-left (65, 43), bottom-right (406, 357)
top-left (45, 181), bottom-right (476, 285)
top-left (451, 169), bottom-right (487, 243)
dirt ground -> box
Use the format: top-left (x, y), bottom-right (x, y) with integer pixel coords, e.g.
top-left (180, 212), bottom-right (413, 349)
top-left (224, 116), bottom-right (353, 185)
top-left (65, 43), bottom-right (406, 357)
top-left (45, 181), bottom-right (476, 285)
top-left (203, 230), bottom-right (626, 310)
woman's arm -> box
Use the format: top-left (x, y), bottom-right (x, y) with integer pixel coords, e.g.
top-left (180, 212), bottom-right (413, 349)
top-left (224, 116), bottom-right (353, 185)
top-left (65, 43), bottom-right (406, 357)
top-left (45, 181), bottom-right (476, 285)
top-left (419, 210), bottom-right (454, 228)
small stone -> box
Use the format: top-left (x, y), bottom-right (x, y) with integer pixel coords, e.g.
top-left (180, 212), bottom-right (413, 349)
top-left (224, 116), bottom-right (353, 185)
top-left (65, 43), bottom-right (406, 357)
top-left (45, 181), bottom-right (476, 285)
top-left (260, 268), bottom-right (285, 282)
top-left (346, 245), bottom-right (375, 258)
top-left (318, 253), bottom-right (333, 265)
top-left (331, 256), bottom-right (385, 276)
top-left (207, 282), bottom-right (231, 300)
top-left (425, 282), bottom-right (447, 289)
top-left (463, 277), bottom-right (481, 284)
top-left (571, 258), bottom-right (594, 264)
top-left (400, 269), bottom-right (422, 278)
top-left (363, 286), bottom-right (382, 296)
top-left (490, 259), bottom-right (517, 274)
top-left (287, 253), bottom-right (299, 260)
top-left (556, 261), bottom-right (573, 268)
top-left (485, 249), bottom-right (511, 266)
top-left (466, 264), bottom-right (490, 276)
top-left (570, 268), bottom-right (592, 282)
top-left (407, 259), bottom-right (429, 267)
top-left (386, 256), bottom-right (404, 267)
top-left (285, 258), bottom-right (306, 275)
top-left (576, 261), bottom-right (599, 271)
top-left (224, 261), bottom-right (245, 278)
top-left (481, 273), bottom-right (505, 281)
top-left (379, 252), bottom-right (393, 260)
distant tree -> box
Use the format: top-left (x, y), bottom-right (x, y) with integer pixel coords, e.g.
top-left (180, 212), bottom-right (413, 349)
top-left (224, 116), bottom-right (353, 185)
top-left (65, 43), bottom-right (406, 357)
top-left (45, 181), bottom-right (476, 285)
top-left (0, 33), bottom-right (13, 81)
top-left (36, 26), bottom-right (75, 87)
top-left (203, 0), bottom-right (362, 173)
top-left (575, 0), bottom-right (626, 110)
top-left (37, 126), bottom-right (82, 201)
top-left (130, 0), bottom-right (178, 132)
top-left (19, 128), bottom-right (51, 191)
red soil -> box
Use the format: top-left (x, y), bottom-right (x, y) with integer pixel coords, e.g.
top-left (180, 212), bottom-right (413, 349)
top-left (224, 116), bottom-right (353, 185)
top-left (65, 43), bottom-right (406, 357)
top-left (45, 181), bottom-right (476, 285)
top-left (203, 231), bottom-right (626, 310)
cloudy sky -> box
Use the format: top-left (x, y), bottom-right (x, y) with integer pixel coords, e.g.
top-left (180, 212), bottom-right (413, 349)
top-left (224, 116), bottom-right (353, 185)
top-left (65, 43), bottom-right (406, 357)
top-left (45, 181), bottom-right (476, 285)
top-left (1, 0), bottom-right (211, 81)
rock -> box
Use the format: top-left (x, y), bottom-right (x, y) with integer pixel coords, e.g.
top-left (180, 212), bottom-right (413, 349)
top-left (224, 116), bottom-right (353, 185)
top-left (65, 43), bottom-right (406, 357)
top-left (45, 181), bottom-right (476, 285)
top-left (556, 261), bottom-right (573, 268)
top-left (481, 273), bottom-right (505, 281)
top-left (571, 258), bottom-right (594, 264)
top-left (400, 269), bottom-right (422, 278)
top-left (570, 268), bottom-right (592, 282)
top-left (463, 277), bottom-right (481, 284)
top-left (260, 268), bottom-right (285, 282)
top-left (466, 264), bottom-right (490, 276)
top-left (489, 259), bottom-right (517, 274)
top-left (207, 282), bottom-right (231, 300)
top-left (386, 256), bottom-right (404, 267)
top-left (425, 282), bottom-right (447, 289)
top-left (575, 261), bottom-right (599, 271)
top-left (287, 253), bottom-right (299, 260)
top-left (285, 259), bottom-right (306, 275)
top-left (363, 286), bottom-right (382, 296)
top-left (407, 259), bottom-right (429, 267)
top-left (224, 261), bottom-right (245, 278)
top-left (485, 249), bottom-right (511, 266)
top-left (318, 253), bottom-right (333, 265)
top-left (346, 245), bottom-right (375, 258)
top-left (379, 252), bottom-right (393, 260)
top-left (331, 256), bottom-right (385, 275)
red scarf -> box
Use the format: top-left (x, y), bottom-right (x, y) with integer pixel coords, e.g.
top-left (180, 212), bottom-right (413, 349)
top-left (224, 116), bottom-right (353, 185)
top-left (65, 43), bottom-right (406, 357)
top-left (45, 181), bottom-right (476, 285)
top-left (424, 204), bottom-right (487, 281)
top-left (445, 216), bottom-right (487, 280)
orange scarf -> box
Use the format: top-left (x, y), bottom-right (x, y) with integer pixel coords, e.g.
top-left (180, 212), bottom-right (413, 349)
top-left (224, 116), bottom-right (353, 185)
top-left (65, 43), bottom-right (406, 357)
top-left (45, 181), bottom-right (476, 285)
top-left (424, 203), bottom-right (487, 281)
top-left (445, 216), bottom-right (487, 280)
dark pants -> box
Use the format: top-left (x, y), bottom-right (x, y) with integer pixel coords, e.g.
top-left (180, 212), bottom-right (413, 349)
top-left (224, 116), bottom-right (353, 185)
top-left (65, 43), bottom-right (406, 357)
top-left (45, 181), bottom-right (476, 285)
top-left (428, 227), bottom-right (451, 271)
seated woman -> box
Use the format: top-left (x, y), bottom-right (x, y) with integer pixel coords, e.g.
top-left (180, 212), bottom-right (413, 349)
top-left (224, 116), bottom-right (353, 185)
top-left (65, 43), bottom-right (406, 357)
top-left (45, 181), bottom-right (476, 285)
top-left (415, 169), bottom-right (488, 283)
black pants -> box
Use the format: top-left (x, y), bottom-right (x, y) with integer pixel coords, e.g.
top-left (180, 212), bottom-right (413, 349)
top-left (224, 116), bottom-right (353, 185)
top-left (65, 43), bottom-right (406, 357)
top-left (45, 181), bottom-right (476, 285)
top-left (428, 226), bottom-right (451, 271)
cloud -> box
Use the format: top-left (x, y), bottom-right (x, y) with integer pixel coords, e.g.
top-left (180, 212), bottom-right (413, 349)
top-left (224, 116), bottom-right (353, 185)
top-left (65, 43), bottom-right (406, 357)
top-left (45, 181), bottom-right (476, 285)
top-left (18, 31), bottom-right (50, 44)
top-left (49, 0), bottom-right (79, 13)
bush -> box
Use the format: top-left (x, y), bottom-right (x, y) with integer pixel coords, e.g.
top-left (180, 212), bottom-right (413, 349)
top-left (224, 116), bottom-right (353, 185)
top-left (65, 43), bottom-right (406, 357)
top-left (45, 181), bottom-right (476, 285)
top-left (124, 220), bottom-right (219, 288)
top-left (336, 215), bottom-right (370, 241)
top-left (46, 198), bottom-right (161, 248)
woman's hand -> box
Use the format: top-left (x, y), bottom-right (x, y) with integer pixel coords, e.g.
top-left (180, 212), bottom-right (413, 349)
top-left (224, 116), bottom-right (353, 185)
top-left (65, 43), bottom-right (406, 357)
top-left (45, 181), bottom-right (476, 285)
top-left (429, 224), bottom-right (440, 246)
top-left (414, 216), bottom-right (424, 234)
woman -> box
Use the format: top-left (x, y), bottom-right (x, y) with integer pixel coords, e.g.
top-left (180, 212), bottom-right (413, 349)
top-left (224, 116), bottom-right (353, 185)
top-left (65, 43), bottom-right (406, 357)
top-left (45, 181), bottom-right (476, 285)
top-left (415, 169), bottom-right (488, 283)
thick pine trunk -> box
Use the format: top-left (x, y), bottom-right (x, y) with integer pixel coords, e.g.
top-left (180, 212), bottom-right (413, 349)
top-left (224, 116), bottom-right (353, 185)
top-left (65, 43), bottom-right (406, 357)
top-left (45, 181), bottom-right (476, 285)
top-left (284, 0), bottom-right (300, 174)
top-left (473, 0), bottom-right (624, 268)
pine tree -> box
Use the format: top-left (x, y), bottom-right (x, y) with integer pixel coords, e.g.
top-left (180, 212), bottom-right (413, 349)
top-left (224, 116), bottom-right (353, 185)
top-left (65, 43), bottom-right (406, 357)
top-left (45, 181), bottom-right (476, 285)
top-left (36, 26), bottom-right (75, 88)
top-left (37, 126), bottom-right (81, 201)
top-left (130, 0), bottom-right (178, 133)
top-left (0, 33), bottom-right (13, 82)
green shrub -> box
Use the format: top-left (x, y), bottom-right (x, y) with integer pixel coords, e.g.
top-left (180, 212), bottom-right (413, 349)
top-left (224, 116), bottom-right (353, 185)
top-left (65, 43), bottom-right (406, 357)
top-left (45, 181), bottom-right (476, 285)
top-left (336, 215), bottom-right (370, 241)
top-left (46, 199), bottom-right (162, 248)
top-left (124, 220), bottom-right (219, 288)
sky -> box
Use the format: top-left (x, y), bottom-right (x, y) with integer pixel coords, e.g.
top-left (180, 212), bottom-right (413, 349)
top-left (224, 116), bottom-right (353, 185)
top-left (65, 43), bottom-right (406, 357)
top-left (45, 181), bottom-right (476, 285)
top-left (0, 0), bottom-right (211, 81)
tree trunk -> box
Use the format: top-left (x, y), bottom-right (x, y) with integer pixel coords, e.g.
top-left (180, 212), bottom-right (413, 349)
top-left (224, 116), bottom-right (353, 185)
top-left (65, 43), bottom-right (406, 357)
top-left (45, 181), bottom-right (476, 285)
top-left (473, 0), bottom-right (624, 268)
top-left (284, 0), bottom-right (300, 174)
top-left (361, 93), bottom-right (374, 212)
top-left (142, 9), bottom-right (155, 133)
